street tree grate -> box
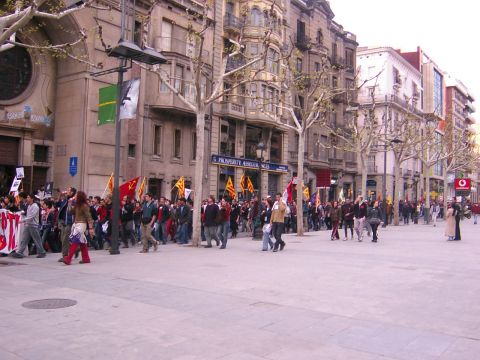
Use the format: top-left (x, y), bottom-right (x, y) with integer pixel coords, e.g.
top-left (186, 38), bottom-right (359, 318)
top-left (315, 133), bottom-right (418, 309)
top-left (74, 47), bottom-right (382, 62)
top-left (0, 260), bottom-right (26, 266)
top-left (22, 299), bottom-right (77, 309)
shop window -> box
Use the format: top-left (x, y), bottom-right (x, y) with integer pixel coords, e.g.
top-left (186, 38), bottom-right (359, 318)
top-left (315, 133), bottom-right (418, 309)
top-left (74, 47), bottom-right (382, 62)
top-left (34, 145), bottom-right (49, 163)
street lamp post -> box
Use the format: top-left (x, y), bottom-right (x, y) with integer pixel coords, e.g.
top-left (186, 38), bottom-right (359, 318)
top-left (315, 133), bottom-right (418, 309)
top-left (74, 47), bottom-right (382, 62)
top-left (253, 140), bottom-right (266, 239)
top-left (91, 0), bottom-right (166, 254)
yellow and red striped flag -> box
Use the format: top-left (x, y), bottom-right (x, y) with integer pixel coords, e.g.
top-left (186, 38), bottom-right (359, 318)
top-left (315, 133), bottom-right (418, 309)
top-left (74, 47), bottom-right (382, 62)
top-left (106, 173), bottom-right (114, 194)
top-left (239, 174), bottom-right (246, 193)
top-left (303, 184), bottom-right (310, 200)
top-left (247, 177), bottom-right (255, 193)
top-left (174, 176), bottom-right (185, 198)
top-left (225, 176), bottom-right (236, 199)
top-left (137, 177), bottom-right (146, 199)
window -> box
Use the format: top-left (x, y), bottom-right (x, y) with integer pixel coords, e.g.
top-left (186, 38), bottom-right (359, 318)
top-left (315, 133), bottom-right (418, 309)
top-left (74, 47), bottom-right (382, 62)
top-left (250, 43), bottom-right (258, 56)
top-left (173, 129), bottom-right (181, 158)
top-left (34, 145), bottom-right (49, 163)
top-left (393, 67), bottom-right (400, 85)
top-left (296, 20), bottom-right (305, 40)
top-left (296, 57), bottom-right (302, 72)
top-left (314, 62), bottom-right (321, 72)
top-left (191, 132), bottom-right (197, 160)
top-left (320, 135), bottom-right (328, 160)
top-left (134, 21), bottom-right (142, 46)
top-left (433, 69), bottom-right (443, 116)
top-left (128, 144), bottom-right (136, 158)
top-left (153, 125), bottom-right (161, 156)
top-left (0, 46), bottom-right (33, 101)
top-left (175, 65), bottom-right (183, 92)
top-left (161, 20), bottom-right (172, 51)
top-left (267, 48), bottom-right (278, 74)
top-left (250, 8), bottom-right (263, 26)
top-left (368, 155), bottom-right (376, 173)
top-left (345, 48), bottom-right (354, 69)
top-left (250, 83), bottom-right (257, 108)
top-left (316, 29), bottom-right (323, 44)
top-left (332, 76), bottom-right (338, 88)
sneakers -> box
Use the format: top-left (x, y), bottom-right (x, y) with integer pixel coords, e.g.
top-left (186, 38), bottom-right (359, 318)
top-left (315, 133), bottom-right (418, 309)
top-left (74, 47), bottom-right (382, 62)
top-left (153, 241), bottom-right (158, 251)
top-left (204, 245), bottom-right (213, 248)
top-left (280, 243), bottom-right (286, 251)
top-left (36, 253), bottom-right (46, 258)
top-left (10, 252), bottom-right (24, 259)
top-left (343, 237), bottom-right (348, 241)
top-left (139, 249), bottom-right (148, 253)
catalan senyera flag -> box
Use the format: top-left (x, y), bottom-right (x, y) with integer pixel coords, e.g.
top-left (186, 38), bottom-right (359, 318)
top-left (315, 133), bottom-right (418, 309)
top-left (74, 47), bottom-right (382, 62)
top-left (106, 173), bottom-right (114, 195)
top-left (239, 174), bottom-right (246, 193)
top-left (119, 177), bottom-right (140, 200)
top-left (303, 185), bottom-right (310, 200)
top-left (137, 177), bottom-right (146, 199)
top-left (315, 188), bottom-right (320, 207)
top-left (174, 176), bottom-right (185, 198)
top-left (247, 177), bottom-right (255, 193)
top-left (225, 176), bottom-right (236, 199)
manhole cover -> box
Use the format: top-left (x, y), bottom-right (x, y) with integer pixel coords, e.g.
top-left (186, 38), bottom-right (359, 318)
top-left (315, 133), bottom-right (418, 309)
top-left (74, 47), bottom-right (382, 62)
top-left (0, 260), bottom-right (26, 266)
top-left (22, 299), bottom-right (77, 309)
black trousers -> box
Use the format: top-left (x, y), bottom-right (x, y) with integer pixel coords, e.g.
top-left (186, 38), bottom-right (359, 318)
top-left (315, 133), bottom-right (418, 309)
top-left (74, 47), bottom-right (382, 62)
top-left (344, 220), bottom-right (354, 238)
top-left (272, 222), bottom-right (285, 249)
top-left (371, 223), bottom-right (379, 241)
top-left (455, 216), bottom-right (461, 240)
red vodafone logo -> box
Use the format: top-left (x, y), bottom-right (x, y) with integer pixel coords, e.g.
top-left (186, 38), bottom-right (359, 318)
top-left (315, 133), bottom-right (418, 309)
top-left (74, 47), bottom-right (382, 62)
top-left (454, 178), bottom-right (471, 191)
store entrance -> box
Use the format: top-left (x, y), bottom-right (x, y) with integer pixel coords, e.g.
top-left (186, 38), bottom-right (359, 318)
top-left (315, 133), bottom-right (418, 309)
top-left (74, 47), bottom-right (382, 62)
top-left (0, 136), bottom-right (20, 195)
top-left (0, 166), bottom-right (15, 195)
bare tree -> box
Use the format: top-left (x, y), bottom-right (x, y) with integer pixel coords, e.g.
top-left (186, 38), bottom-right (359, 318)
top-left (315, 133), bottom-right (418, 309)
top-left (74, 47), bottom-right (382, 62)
top-left (143, 2), bottom-right (272, 246)
top-left (0, 0), bottom-right (109, 67)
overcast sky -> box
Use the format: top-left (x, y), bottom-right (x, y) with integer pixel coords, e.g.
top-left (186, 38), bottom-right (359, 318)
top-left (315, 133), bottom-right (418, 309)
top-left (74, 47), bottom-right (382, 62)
top-left (331, 0), bottom-right (479, 115)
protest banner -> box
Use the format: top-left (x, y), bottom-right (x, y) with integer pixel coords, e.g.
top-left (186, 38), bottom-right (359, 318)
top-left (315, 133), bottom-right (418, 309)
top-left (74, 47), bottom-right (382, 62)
top-left (0, 210), bottom-right (21, 254)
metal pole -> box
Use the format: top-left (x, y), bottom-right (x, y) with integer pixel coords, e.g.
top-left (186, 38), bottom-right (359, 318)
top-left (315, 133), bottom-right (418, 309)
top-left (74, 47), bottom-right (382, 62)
top-left (382, 96), bottom-right (388, 227)
top-left (110, 0), bottom-right (127, 255)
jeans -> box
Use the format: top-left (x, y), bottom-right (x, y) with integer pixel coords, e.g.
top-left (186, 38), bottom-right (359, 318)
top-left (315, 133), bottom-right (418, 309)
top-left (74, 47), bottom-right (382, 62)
top-left (344, 219), bottom-right (354, 238)
top-left (160, 221), bottom-right (168, 243)
top-left (354, 217), bottom-right (364, 241)
top-left (262, 229), bottom-right (273, 250)
top-left (134, 223), bottom-right (141, 241)
top-left (474, 214), bottom-right (478, 224)
top-left (432, 212), bottom-right (438, 226)
top-left (217, 221), bottom-right (230, 247)
top-left (176, 223), bottom-right (188, 244)
top-left (364, 220), bottom-right (372, 235)
top-left (95, 222), bottom-right (105, 250)
top-left (204, 225), bottom-right (219, 246)
top-left (272, 222), bottom-right (285, 250)
top-left (16, 226), bottom-right (46, 256)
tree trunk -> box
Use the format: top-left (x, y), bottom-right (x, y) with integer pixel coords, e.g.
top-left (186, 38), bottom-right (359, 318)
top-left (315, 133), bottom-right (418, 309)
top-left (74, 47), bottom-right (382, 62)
top-left (425, 166), bottom-right (431, 224)
top-left (443, 159), bottom-right (449, 210)
top-left (296, 131), bottom-right (305, 236)
top-left (393, 157), bottom-right (401, 226)
top-left (361, 162), bottom-right (368, 199)
top-left (191, 109), bottom-right (206, 247)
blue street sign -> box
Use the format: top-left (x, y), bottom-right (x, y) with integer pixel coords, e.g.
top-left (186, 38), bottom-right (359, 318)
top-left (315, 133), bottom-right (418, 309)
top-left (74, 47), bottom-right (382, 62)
top-left (69, 156), bottom-right (78, 176)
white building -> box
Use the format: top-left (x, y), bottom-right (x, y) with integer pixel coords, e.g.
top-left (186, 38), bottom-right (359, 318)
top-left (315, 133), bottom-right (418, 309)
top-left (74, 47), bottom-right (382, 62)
top-left (356, 47), bottom-right (423, 202)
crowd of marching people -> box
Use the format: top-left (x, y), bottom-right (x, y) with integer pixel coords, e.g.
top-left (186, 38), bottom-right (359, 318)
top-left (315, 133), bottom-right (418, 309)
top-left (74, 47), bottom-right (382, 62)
top-left (1, 185), bottom-right (478, 263)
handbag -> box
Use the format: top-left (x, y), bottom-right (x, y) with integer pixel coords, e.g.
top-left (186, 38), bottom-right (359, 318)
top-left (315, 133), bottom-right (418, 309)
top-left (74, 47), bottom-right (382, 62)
top-left (69, 228), bottom-right (82, 243)
top-left (369, 218), bottom-right (381, 225)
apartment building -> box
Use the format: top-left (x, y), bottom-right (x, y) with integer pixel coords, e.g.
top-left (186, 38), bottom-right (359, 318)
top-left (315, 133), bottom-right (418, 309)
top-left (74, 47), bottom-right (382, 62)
top-left (287, 0), bottom-right (358, 201)
top-left (357, 47), bottom-right (423, 202)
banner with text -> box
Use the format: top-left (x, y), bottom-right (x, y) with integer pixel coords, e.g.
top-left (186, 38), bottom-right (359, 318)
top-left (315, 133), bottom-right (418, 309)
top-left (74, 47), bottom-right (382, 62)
top-left (0, 210), bottom-right (21, 254)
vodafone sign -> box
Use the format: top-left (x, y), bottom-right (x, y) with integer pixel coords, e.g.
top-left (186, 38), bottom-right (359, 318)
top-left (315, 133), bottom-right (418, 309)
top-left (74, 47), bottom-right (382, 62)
top-left (454, 178), bottom-right (471, 191)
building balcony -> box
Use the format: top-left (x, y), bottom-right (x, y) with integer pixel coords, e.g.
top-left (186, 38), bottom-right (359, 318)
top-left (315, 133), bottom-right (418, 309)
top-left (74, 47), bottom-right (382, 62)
top-left (331, 55), bottom-right (344, 67)
top-left (288, 151), bottom-right (309, 164)
top-left (226, 56), bottom-right (246, 72)
top-left (358, 93), bottom-right (423, 117)
top-left (368, 165), bottom-right (378, 173)
top-left (466, 101), bottom-right (476, 113)
top-left (154, 36), bottom-right (210, 62)
top-left (294, 33), bottom-right (311, 51)
top-left (221, 101), bottom-right (245, 120)
top-left (223, 14), bottom-right (243, 33)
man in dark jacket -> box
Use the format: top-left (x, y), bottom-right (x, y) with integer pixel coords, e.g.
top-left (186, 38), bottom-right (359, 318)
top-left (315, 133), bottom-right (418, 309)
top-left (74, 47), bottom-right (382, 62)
top-left (120, 195), bottom-right (135, 248)
top-left (341, 199), bottom-right (354, 240)
top-left (175, 198), bottom-right (190, 244)
top-left (56, 187), bottom-right (76, 262)
top-left (203, 195), bottom-right (220, 248)
top-left (157, 197), bottom-right (170, 244)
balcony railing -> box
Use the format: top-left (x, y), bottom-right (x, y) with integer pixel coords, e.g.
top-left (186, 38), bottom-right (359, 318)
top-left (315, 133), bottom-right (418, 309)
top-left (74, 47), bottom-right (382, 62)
top-left (226, 56), bottom-right (246, 72)
top-left (358, 93), bottom-right (423, 117)
top-left (331, 55), bottom-right (344, 67)
top-left (223, 14), bottom-right (243, 32)
top-left (154, 36), bottom-right (209, 59)
top-left (221, 101), bottom-right (245, 118)
top-left (295, 33), bottom-right (310, 51)
top-left (368, 165), bottom-right (378, 173)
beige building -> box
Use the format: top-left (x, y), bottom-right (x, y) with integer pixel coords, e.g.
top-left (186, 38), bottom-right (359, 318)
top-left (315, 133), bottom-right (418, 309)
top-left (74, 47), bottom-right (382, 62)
top-left (0, 0), bottom-right (357, 200)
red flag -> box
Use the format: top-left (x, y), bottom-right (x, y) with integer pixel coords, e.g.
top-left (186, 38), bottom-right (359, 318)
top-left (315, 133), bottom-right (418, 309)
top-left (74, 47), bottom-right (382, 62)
top-left (282, 177), bottom-right (295, 204)
top-left (119, 177), bottom-right (140, 200)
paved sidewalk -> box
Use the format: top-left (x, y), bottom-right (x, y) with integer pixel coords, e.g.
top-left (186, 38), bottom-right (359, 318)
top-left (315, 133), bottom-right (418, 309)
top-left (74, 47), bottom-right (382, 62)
top-left (1, 220), bottom-right (480, 360)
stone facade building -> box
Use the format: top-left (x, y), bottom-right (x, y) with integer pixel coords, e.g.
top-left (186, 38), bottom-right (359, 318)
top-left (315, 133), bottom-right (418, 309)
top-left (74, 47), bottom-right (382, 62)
top-left (0, 0), bottom-right (357, 200)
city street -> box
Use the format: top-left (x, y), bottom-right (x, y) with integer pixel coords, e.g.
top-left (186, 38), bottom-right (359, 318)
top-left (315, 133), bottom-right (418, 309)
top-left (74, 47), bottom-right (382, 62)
top-left (1, 219), bottom-right (480, 360)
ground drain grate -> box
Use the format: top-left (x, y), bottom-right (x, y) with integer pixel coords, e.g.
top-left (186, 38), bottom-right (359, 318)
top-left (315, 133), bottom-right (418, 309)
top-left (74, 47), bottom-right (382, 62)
top-left (22, 299), bottom-right (77, 309)
top-left (0, 260), bottom-right (26, 266)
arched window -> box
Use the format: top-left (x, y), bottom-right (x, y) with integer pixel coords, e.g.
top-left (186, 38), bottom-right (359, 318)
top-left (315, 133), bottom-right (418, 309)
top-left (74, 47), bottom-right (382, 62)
top-left (250, 8), bottom-right (262, 27)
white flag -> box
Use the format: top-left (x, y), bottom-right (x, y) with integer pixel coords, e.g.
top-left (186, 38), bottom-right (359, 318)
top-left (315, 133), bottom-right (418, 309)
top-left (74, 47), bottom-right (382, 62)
top-left (185, 188), bottom-right (192, 199)
top-left (120, 78), bottom-right (140, 120)
top-left (10, 177), bottom-right (21, 193)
